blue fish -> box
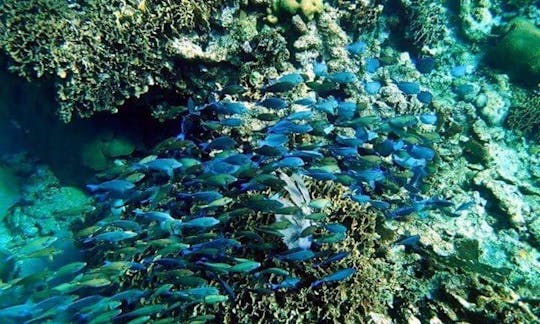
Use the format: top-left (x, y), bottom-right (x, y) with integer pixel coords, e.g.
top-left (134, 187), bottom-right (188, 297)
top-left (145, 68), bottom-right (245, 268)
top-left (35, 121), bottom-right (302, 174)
top-left (374, 138), bottom-right (404, 156)
top-left (386, 206), bottom-right (416, 220)
top-left (311, 267), bottom-right (356, 288)
top-left (313, 251), bottom-right (350, 268)
top-left (408, 145), bottom-right (435, 160)
top-left (216, 101), bottom-right (248, 115)
top-left (263, 80), bottom-right (297, 93)
top-left (270, 276), bottom-right (300, 290)
top-left (180, 216), bottom-right (220, 228)
top-left (86, 179), bottom-right (135, 196)
top-left (294, 97), bottom-right (317, 107)
top-left (325, 223), bottom-right (347, 234)
top-left (276, 249), bottom-right (316, 262)
top-left (364, 81), bottom-right (381, 94)
top-left (272, 157), bottom-right (305, 168)
top-left (315, 97), bottom-right (338, 114)
top-left (415, 57), bottom-right (436, 74)
top-left (329, 146), bottom-right (358, 157)
top-left (200, 136), bottom-right (237, 151)
top-left (179, 191), bottom-right (223, 203)
top-left (287, 110), bottom-right (314, 121)
top-left (396, 81), bottom-right (421, 95)
top-left (313, 61), bottom-right (328, 77)
top-left (133, 158), bottom-right (183, 178)
top-left (288, 150), bottom-right (323, 160)
top-left (259, 133), bottom-right (288, 147)
top-left (451, 65), bottom-right (467, 77)
top-left (269, 120), bottom-right (313, 134)
top-left (337, 101), bottom-right (356, 120)
top-left (259, 97), bottom-right (288, 110)
top-left (419, 113), bottom-right (437, 125)
top-left (365, 57), bottom-right (380, 73)
top-left (417, 90), bottom-right (433, 104)
top-left (223, 153), bottom-right (252, 165)
top-left (393, 154), bottom-right (426, 169)
top-left (278, 73), bottom-right (304, 85)
top-left (329, 71), bottom-right (357, 84)
top-left (305, 169), bottom-right (337, 181)
top-left (349, 169), bottom-right (385, 183)
top-left (394, 234), bottom-right (420, 248)
top-left (219, 117), bottom-right (243, 127)
top-left (346, 41), bottom-right (367, 56)
top-left (335, 135), bottom-right (363, 147)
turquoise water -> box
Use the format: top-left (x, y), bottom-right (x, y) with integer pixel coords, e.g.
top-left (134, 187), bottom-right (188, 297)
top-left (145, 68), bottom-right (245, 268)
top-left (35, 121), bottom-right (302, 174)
top-left (0, 0), bottom-right (539, 322)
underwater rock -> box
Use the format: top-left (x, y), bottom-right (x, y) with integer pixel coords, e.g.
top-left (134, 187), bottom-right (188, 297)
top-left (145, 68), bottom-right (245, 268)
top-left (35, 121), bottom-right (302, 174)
top-left (473, 170), bottom-right (530, 229)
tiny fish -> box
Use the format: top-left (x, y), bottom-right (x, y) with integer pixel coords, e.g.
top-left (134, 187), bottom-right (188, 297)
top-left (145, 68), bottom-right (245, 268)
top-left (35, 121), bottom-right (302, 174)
top-left (311, 267), bottom-right (356, 288)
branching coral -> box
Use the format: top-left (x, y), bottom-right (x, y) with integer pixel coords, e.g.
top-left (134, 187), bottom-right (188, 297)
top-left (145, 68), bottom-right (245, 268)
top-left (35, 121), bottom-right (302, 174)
top-left (402, 0), bottom-right (447, 51)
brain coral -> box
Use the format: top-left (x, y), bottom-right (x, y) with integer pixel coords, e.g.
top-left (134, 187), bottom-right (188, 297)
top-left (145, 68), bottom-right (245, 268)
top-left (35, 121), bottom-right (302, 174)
top-left (273, 0), bottom-right (324, 21)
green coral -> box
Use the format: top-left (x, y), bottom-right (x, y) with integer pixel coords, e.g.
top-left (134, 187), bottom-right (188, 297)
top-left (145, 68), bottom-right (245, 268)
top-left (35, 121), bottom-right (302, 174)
top-left (488, 18), bottom-right (540, 86)
top-left (270, 0), bottom-right (324, 22)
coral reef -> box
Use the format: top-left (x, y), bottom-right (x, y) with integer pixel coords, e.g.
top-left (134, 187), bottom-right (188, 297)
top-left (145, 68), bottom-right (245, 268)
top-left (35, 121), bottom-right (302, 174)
top-left (402, 0), bottom-right (448, 53)
top-left (0, 0), bottom-right (228, 122)
top-left (506, 87), bottom-right (540, 140)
